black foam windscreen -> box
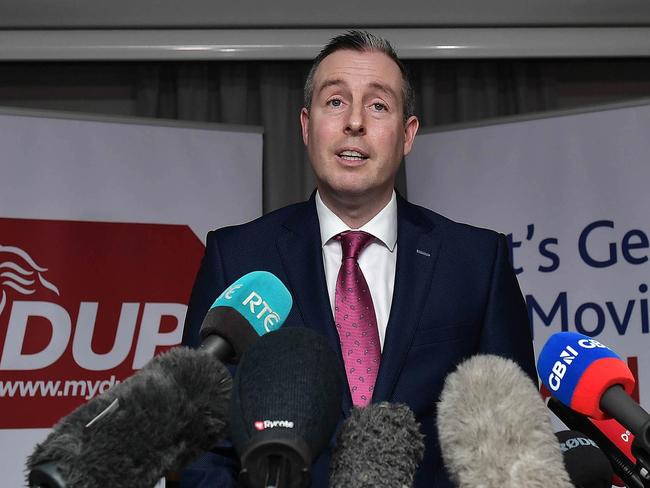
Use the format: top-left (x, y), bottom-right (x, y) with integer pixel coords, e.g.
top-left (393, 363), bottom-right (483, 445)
top-left (230, 327), bottom-right (343, 487)
top-left (556, 430), bottom-right (614, 488)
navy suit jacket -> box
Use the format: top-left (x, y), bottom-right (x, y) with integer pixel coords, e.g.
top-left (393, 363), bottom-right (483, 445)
top-left (181, 192), bottom-right (537, 487)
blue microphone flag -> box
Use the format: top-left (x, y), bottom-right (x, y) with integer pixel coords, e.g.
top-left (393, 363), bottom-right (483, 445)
top-left (211, 271), bottom-right (292, 336)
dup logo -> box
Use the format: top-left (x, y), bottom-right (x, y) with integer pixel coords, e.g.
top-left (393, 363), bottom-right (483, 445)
top-left (0, 217), bottom-right (204, 428)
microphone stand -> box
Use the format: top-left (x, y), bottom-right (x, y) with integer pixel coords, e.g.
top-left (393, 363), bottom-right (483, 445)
top-left (548, 397), bottom-right (650, 488)
top-left (600, 385), bottom-right (650, 482)
top-left (239, 436), bottom-right (311, 488)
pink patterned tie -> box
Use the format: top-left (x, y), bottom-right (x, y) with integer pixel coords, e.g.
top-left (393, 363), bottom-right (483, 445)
top-left (335, 231), bottom-right (381, 406)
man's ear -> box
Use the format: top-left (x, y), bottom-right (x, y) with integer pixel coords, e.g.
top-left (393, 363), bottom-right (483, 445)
top-left (300, 107), bottom-right (310, 146)
top-left (402, 115), bottom-right (419, 156)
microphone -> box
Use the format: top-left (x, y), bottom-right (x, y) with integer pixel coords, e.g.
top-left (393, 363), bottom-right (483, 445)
top-left (555, 430), bottom-right (614, 488)
top-left (549, 397), bottom-right (649, 488)
top-left (199, 271), bottom-right (293, 362)
top-left (27, 346), bottom-right (232, 488)
top-left (230, 327), bottom-right (343, 488)
top-left (437, 354), bottom-right (573, 487)
top-left (329, 402), bottom-right (424, 488)
top-left (27, 271), bottom-right (293, 487)
top-left (592, 417), bottom-right (637, 486)
top-left (537, 332), bottom-right (650, 477)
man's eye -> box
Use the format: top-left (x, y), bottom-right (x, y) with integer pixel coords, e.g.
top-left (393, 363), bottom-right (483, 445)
top-left (328, 99), bottom-right (342, 107)
top-left (373, 103), bottom-right (387, 111)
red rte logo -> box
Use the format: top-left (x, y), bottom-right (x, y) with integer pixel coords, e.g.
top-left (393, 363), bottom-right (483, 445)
top-left (0, 217), bottom-right (204, 428)
top-left (254, 421), bottom-right (265, 431)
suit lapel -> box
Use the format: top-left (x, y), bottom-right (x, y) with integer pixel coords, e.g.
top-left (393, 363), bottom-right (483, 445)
top-left (276, 194), bottom-right (442, 410)
top-left (276, 197), bottom-right (354, 412)
top-left (373, 196), bottom-right (442, 402)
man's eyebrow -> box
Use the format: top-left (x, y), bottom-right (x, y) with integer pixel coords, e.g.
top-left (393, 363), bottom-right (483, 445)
top-left (367, 81), bottom-right (398, 100)
top-left (316, 78), bottom-right (346, 95)
top-left (315, 79), bottom-right (398, 101)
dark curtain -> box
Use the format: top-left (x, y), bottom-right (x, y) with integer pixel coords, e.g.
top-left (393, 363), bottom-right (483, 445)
top-left (2, 58), bottom-right (649, 213)
top-left (132, 62), bottom-right (313, 213)
top-left (410, 60), bottom-right (557, 126)
top-left (129, 59), bottom-right (558, 212)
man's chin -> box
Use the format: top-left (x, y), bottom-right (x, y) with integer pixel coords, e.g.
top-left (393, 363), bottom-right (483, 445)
top-left (320, 181), bottom-right (391, 203)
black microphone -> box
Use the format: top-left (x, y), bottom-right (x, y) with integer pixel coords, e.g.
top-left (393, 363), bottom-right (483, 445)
top-left (27, 346), bottom-right (232, 488)
top-left (230, 327), bottom-right (343, 488)
top-left (199, 271), bottom-right (293, 362)
top-left (329, 402), bottom-right (424, 488)
top-left (556, 430), bottom-right (614, 488)
top-left (27, 271), bottom-right (294, 487)
top-left (537, 332), bottom-right (650, 479)
top-left (549, 397), bottom-right (650, 488)
top-left (437, 354), bottom-right (573, 487)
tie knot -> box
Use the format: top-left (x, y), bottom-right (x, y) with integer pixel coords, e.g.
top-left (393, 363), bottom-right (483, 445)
top-left (337, 231), bottom-right (374, 260)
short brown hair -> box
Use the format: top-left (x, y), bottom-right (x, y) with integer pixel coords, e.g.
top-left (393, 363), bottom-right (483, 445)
top-left (303, 30), bottom-right (415, 121)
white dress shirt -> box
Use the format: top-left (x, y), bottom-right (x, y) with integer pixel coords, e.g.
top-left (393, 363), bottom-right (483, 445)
top-left (315, 190), bottom-right (398, 351)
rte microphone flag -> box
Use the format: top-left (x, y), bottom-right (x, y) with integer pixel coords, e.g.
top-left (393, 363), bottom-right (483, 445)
top-left (199, 271), bottom-right (293, 362)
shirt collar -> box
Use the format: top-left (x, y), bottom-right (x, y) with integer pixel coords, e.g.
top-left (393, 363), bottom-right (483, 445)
top-left (315, 190), bottom-right (398, 251)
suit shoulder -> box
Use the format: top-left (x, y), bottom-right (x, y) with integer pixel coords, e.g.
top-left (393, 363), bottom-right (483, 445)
top-left (405, 200), bottom-right (502, 245)
top-left (206, 201), bottom-right (308, 244)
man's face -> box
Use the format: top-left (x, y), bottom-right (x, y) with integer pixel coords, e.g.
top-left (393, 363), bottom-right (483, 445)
top-left (301, 49), bottom-right (419, 205)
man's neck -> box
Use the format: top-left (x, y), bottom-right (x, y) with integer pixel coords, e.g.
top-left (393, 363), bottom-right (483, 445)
top-left (318, 189), bottom-right (393, 229)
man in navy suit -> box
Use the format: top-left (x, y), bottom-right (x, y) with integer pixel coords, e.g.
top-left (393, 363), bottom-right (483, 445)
top-left (181, 31), bottom-right (536, 487)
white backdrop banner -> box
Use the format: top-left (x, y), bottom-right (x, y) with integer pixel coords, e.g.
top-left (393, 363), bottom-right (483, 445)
top-left (0, 108), bottom-right (263, 486)
top-left (406, 100), bottom-right (650, 416)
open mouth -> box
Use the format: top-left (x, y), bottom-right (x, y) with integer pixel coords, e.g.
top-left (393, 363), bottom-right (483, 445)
top-left (337, 149), bottom-right (369, 162)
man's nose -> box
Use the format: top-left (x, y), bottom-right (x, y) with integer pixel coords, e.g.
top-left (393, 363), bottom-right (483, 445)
top-left (344, 105), bottom-right (365, 136)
